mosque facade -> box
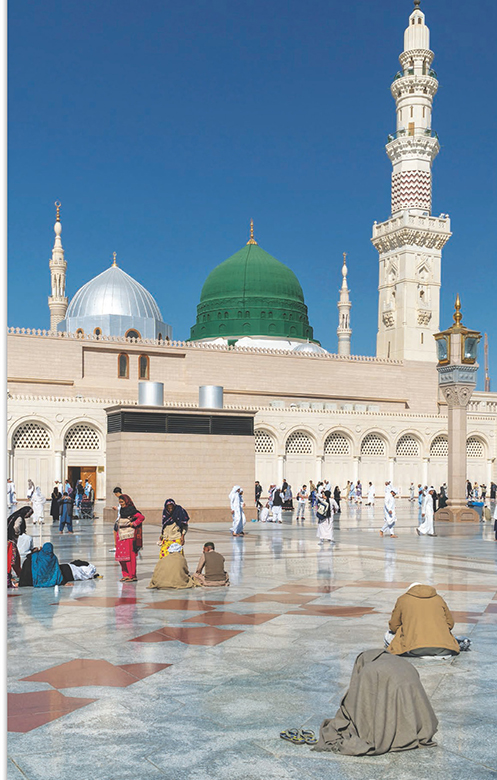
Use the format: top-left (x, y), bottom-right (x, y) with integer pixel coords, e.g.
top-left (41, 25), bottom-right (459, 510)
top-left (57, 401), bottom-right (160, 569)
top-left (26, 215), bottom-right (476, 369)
top-left (7, 3), bottom-right (497, 515)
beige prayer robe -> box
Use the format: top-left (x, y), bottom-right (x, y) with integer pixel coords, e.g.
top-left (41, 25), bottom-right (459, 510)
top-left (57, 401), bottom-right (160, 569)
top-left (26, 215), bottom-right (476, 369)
top-left (388, 584), bottom-right (460, 655)
top-left (147, 552), bottom-right (196, 590)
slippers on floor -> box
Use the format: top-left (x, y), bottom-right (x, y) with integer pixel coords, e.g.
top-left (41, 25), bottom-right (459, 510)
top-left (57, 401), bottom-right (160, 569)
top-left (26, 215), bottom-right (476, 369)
top-left (300, 729), bottom-right (318, 745)
top-left (279, 728), bottom-right (317, 745)
top-left (280, 729), bottom-right (305, 744)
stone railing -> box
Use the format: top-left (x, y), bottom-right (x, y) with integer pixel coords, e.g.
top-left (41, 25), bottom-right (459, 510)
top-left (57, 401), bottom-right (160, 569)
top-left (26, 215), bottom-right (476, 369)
top-left (6, 327), bottom-right (403, 364)
top-left (8, 392), bottom-right (497, 424)
top-left (467, 399), bottom-right (497, 414)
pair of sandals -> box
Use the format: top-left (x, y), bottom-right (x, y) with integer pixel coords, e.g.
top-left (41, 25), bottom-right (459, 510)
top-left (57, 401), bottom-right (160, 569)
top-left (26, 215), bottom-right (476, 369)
top-left (280, 728), bottom-right (317, 745)
top-left (120, 576), bottom-right (137, 582)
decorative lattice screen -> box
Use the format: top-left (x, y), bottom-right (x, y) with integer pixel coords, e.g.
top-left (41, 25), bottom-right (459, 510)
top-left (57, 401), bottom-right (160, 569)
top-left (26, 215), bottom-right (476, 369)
top-left (285, 431), bottom-right (312, 455)
top-left (64, 425), bottom-right (100, 450)
top-left (360, 434), bottom-right (386, 456)
top-left (13, 423), bottom-right (51, 449)
top-left (255, 430), bottom-right (275, 454)
top-left (430, 436), bottom-right (448, 457)
top-left (396, 435), bottom-right (420, 457)
top-left (467, 437), bottom-right (484, 458)
top-left (324, 433), bottom-right (350, 455)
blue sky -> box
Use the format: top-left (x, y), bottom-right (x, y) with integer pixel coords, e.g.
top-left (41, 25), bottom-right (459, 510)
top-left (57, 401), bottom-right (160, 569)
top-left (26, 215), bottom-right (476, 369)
top-left (8, 0), bottom-right (497, 388)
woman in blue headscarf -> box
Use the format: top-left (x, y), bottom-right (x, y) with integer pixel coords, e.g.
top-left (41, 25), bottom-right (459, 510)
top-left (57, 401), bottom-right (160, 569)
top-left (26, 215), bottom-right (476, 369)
top-left (20, 542), bottom-right (64, 587)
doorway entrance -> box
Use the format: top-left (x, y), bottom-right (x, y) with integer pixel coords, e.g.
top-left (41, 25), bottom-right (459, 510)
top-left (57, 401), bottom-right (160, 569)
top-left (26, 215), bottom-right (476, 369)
top-left (67, 466), bottom-right (97, 498)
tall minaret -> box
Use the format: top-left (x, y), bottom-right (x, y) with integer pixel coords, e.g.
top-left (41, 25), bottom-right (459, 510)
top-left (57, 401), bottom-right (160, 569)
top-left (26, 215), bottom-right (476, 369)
top-left (48, 201), bottom-right (68, 330)
top-left (372, 1), bottom-right (451, 362)
top-left (337, 252), bottom-right (351, 356)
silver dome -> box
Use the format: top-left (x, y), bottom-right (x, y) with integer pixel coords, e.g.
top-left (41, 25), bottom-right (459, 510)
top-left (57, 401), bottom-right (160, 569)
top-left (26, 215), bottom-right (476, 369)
top-left (66, 265), bottom-right (164, 320)
top-left (292, 342), bottom-right (328, 354)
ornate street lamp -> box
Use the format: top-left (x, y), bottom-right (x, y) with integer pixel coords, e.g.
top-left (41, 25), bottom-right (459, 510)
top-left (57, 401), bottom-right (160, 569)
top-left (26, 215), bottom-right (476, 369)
top-left (434, 296), bottom-right (481, 521)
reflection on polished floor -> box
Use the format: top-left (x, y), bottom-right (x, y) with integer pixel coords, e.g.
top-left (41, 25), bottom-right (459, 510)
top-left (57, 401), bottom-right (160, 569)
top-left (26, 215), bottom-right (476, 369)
top-left (7, 501), bottom-right (497, 779)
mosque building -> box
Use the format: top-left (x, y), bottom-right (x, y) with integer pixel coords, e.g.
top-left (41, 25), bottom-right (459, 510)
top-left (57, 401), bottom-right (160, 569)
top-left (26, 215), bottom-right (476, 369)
top-left (7, 2), bottom-right (497, 519)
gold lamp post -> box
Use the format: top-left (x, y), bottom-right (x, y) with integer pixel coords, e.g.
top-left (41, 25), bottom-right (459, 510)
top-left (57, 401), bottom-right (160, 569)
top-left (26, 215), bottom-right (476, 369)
top-left (434, 296), bottom-right (481, 522)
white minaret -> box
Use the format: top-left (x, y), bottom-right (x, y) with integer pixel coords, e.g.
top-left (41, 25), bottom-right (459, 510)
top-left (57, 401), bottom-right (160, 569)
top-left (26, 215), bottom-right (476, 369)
top-left (337, 252), bottom-right (351, 356)
top-left (372, 0), bottom-right (451, 362)
top-left (48, 201), bottom-right (68, 330)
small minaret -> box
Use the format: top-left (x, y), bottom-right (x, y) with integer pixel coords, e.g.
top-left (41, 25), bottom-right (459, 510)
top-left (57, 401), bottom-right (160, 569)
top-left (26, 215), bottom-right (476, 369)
top-left (48, 201), bottom-right (68, 330)
top-left (337, 252), bottom-right (351, 356)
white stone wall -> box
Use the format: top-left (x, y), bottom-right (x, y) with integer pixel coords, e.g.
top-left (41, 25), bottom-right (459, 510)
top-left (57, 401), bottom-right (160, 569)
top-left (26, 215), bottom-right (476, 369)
top-left (254, 405), bottom-right (497, 496)
top-left (7, 397), bottom-right (108, 500)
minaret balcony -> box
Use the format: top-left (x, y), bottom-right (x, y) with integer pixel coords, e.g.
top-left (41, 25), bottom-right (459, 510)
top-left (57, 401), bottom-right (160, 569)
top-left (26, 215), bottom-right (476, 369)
top-left (393, 68), bottom-right (437, 80)
top-left (387, 128), bottom-right (438, 143)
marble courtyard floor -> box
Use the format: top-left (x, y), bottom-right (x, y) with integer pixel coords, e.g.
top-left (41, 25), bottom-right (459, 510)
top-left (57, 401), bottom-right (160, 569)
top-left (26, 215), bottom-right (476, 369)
top-left (7, 501), bottom-right (497, 780)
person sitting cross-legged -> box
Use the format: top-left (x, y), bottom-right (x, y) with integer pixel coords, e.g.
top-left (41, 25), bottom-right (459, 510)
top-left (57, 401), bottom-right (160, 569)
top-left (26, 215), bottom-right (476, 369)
top-left (384, 583), bottom-right (460, 657)
top-left (193, 542), bottom-right (229, 587)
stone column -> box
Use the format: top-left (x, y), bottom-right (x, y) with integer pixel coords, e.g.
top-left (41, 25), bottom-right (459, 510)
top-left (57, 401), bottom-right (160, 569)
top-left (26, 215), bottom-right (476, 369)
top-left (487, 459), bottom-right (493, 491)
top-left (7, 450), bottom-right (13, 480)
top-left (422, 457), bottom-right (429, 486)
top-left (315, 456), bottom-right (323, 483)
top-left (54, 451), bottom-right (64, 484)
top-left (352, 456), bottom-right (359, 483)
top-left (388, 457), bottom-right (395, 485)
top-left (277, 455), bottom-right (285, 487)
top-left (438, 384), bottom-right (477, 521)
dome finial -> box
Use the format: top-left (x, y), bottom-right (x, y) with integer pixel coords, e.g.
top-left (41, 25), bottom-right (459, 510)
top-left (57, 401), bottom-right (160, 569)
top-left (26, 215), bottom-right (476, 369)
top-left (453, 293), bottom-right (463, 327)
top-left (112, 251), bottom-right (118, 267)
top-left (55, 201), bottom-right (61, 222)
top-left (247, 219), bottom-right (257, 245)
top-left (413, 0), bottom-right (421, 8)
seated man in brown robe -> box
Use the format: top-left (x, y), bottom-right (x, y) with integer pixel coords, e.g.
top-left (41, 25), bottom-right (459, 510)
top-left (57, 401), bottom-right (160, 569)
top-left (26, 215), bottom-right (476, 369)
top-left (313, 649), bottom-right (438, 755)
top-left (385, 582), bottom-right (460, 657)
top-left (193, 542), bottom-right (229, 587)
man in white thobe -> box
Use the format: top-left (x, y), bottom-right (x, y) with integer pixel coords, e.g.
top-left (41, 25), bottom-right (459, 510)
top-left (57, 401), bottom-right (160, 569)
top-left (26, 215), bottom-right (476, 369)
top-left (381, 490), bottom-right (398, 537)
top-left (7, 479), bottom-right (17, 514)
top-left (366, 482), bottom-right (375, 506)
top-left (417, 488), bottom-right (436, 536)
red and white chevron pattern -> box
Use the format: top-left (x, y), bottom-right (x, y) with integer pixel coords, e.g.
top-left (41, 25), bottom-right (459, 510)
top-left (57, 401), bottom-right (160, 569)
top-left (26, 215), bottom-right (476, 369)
top-left (391, 171), bottom-right (431, 212)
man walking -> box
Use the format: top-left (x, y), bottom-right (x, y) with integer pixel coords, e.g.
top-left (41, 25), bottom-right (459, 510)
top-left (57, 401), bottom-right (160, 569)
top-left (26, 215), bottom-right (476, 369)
top-left (296, 485), bottom-right (308, 522)
top-left (381, 489), bottom-right (398, 538)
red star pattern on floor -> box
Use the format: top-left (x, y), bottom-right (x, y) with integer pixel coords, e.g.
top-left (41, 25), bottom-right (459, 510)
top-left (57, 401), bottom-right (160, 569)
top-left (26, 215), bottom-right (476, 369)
top-left (21, 659), bottom-right (172, 689)
top-left (8, 690), bottom-right (96, 733)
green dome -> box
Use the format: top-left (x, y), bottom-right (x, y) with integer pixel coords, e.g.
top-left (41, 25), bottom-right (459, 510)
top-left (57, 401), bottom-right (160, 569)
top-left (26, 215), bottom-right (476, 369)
top-left (189, 241), bottom-right (316, 342)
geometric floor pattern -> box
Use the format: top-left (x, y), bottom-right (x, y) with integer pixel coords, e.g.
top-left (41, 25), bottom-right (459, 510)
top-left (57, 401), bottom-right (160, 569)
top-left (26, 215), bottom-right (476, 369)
top-left (7, 500), bottom-right (497, 779)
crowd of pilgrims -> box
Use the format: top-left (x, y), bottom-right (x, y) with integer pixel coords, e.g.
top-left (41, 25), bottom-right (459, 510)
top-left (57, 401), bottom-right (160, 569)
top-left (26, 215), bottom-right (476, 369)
top-left (7, 479), bottom-right (479, 756)
top-left (6, 488), bottom-right (229, 590)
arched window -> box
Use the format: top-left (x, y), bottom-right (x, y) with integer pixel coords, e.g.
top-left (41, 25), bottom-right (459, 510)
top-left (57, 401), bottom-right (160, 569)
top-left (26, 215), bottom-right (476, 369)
top-left (430, 436), bottom-right (448, 457)
top-left (76, 328), bottom-right (84, 337)
top-left (396, 435), bottom-right (420, 456)
top-left (467, 437), bottom-right (484, 458)
top-left (324, 433), bottom-right (350, 455)
top-left (360, 434), bottom-right (386, 456)
top-left (118, 353), bottom-right (129, 378)
top-left (255, 430), bottom-right (275, 454)
top-left (93, 327), bottom-right (102, 338)
top-left (64, 425), bottom-right (100, 450)
top-left (125, 329), bottom-right (141, 340)
top-left (285, 431), bottom-right (313, 455)
top-left (138, 355), bottom-right (150, 380)
top-left (13, 422), bottom-right (51, 449)
top-left (224, 312), bottom-right (229, 319)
